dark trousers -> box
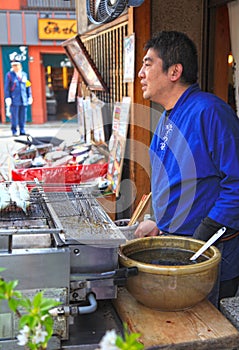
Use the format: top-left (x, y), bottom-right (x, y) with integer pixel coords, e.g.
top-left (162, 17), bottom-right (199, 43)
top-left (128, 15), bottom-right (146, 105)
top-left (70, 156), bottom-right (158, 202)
top-left (219, 276), bottom-right (239, 299)
top-left (10, 105), bottom-right (27, 135)
top-left (208, 242), bottom-right (239, 308)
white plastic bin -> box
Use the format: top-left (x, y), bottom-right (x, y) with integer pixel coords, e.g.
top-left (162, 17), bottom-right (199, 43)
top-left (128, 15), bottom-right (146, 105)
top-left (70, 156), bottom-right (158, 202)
top-left (114, 219), bottom-right (139, 240)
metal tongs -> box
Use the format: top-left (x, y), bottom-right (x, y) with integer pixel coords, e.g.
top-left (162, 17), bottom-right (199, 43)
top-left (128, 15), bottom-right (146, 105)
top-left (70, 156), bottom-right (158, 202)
top-left (190, 226), bottom-right (226, 261)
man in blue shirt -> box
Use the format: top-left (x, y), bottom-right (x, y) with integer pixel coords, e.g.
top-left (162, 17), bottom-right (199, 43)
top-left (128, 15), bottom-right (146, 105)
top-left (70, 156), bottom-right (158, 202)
top-left (135, 31), bottom-right (239, 305)
top-left (4, 60), bottom-right (33, 136)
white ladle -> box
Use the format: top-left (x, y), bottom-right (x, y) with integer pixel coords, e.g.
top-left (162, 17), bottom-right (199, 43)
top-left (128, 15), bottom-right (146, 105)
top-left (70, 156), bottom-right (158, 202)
top-left (190, 226), bottom-right (226, 261)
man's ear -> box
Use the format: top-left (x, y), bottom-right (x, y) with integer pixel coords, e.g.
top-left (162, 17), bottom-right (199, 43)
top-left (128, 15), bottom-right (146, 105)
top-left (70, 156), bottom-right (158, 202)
top-left (169, 64), bottom-right (183, 82)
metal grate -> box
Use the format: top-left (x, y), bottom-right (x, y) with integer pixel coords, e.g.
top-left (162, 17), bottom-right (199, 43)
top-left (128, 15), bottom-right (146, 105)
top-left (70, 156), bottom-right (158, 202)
top-left (21, 0), bottom-right (76, 10)
top-left (47, 187), bottom-right (126, 245)
top-left (0, 189), bottom-right (57, 230)
top-left (0, 184), bottom-right (125, 246)
top-left (82, 21), bottom-right (128, 104)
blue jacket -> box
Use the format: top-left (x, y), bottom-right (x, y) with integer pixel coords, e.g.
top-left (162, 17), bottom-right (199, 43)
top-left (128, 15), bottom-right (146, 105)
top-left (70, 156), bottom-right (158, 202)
top-left (4, 70), bottom-right (32, 106)
top-left (150, 83), bottom-right (239, 280)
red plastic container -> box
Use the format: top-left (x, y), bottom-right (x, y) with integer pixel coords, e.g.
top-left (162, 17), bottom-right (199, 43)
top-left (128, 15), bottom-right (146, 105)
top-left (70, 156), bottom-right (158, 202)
top-left (12, 163), bottom-right (108, 191)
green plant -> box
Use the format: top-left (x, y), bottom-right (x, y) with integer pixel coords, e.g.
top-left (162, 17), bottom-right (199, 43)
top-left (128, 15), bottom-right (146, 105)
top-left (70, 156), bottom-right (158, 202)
top-left (0, 268), bottom-right (61, 350)
top-left (98, 323), bottom-right (144, 350)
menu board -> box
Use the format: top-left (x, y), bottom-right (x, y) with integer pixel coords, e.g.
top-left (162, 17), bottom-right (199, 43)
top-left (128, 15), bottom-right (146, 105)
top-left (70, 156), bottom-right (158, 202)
top-left (107, 97), bottom-right (131, 196)
top-left (123, 33), bottom-right (135, 83)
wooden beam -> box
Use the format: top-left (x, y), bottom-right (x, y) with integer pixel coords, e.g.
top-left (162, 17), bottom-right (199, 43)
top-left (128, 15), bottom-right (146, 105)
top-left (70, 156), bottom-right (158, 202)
top-left (213, 5), bottom-right (230, 102)
top-left (128, 0), bottom-right (151, 216)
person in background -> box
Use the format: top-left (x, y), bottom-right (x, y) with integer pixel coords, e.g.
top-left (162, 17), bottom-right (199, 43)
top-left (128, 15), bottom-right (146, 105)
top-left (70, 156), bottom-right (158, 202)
top-left (135, 30), bottom-right (239, 306)
top-left (4, 60), bottom-right (33, 136)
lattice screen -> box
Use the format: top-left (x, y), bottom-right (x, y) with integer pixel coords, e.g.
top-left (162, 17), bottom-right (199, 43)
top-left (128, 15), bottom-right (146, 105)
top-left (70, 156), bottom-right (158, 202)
top-left (82, 20), bottom-right (128, 104)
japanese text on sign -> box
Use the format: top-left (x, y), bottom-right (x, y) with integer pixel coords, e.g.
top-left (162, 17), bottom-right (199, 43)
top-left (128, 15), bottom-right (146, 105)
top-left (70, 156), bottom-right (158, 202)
top-left (38, 19), bottom-right (77, 40)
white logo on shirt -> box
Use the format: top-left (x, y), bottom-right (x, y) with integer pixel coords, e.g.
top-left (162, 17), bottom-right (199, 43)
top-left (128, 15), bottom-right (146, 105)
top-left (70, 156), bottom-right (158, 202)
top-left (160, 123), bottom-right (173, 150)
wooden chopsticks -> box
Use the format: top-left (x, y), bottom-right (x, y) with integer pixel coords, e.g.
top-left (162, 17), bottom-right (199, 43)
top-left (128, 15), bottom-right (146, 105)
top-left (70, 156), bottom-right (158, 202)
top-left (128, 192), bottom-right (152, 226)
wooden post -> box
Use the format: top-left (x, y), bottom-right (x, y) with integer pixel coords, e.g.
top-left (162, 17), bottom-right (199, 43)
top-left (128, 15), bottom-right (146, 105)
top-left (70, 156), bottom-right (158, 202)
top-left (128, 0), bottom-right (151, 216)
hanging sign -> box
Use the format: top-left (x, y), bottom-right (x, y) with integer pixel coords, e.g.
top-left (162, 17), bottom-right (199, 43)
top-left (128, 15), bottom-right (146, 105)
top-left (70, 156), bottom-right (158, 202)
top-left (107, 97), bottom-right (131, 197)
top-left (123, 33), bottom-right (135, 83)
top-left (68, 68), bottom-right (79, 102)
top-left (38, 19), bottom-right (77, 40)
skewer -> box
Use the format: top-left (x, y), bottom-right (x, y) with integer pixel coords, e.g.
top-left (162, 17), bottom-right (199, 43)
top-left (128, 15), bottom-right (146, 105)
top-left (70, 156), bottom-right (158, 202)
top-left (129, 194), bottom-right (147, 224)
top-left (128, 192), bottom-right (152, 226)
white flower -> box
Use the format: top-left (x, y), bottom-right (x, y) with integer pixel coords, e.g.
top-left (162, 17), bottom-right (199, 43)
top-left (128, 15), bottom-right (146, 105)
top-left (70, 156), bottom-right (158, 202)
top-left (17, 325), bottom-right (30, 346)
top-left (32, 324), bottom-right (48, 344)
top-left (98, 329), bottom-right (119, 350)
top-left (41, 314), bottom-right (48, 321)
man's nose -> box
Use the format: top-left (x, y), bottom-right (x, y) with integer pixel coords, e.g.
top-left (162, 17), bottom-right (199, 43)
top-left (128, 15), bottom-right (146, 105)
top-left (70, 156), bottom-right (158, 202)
top-left (138, 66), bottom-right (144, 78)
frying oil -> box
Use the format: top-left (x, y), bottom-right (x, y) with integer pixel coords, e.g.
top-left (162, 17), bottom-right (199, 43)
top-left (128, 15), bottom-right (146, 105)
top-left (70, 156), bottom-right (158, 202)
top-left (129, 247), bottom-right (208, 266)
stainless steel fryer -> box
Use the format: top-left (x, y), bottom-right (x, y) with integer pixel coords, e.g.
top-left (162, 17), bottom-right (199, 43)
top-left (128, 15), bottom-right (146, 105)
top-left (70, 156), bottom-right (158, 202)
top-left (0, 182), bottom-right (135, 350)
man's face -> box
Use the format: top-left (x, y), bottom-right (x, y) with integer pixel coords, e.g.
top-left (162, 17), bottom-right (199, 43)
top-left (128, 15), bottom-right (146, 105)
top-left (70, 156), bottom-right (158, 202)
top-left (11, 63), bottom-right (21, 73)
top-left (138, 48), bottom-right (170, 105)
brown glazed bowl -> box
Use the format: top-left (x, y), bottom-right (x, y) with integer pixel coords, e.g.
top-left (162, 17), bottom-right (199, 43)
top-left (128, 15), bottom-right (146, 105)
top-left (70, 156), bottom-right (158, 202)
top-left (118, 236), bottom-right (221, 311)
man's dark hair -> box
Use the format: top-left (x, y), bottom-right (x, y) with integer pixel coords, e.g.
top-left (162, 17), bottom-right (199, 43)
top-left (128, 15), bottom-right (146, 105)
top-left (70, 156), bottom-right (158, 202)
top-left (144, 31), bottom-right (198, 84)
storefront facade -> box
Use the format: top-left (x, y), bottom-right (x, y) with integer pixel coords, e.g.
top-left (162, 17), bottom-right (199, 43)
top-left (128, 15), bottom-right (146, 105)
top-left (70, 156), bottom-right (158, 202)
top-left (0, 0), bottom-right (76, 124)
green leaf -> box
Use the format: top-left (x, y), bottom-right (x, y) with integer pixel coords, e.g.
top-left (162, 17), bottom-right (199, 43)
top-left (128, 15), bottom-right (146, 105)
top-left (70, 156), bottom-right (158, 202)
top-left (19, 314), bottom-right (38, 329)
top-left (13, 290), bottom-right (22, 298)
top-left (0, 292), bottom-right (6, 300)
top-left (0, 280), bottom-right (6, 287)
top-left (8, 298), bottom-right (21, 312)
top-left (43, 316), bottom-right (54, 329)
top-left (18, 297), bottom-right (29, 309)
top-left (116, 336), bottom-right (125, 347)
top-left (32, 291), bottom-right (44, 307)
top-left (9, 280), bottom-right (19, 289)
top-left (128, 333), bottom-right (142, 342)
top-left (23, 297), bottom-right (33, 311)
top-left (40, 298), bottom-right (61, 311)
top-left (114, 323), bottom-right (144, 350)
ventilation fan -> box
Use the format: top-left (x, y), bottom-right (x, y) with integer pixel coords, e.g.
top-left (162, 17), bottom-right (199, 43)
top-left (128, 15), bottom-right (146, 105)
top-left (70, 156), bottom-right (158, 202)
top-left (87, 0), bottom-right (145, 25)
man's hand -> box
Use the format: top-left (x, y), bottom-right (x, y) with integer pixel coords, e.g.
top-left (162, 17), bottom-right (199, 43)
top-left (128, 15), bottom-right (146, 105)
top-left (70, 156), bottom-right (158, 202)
top-left (5, 97), bottom-right (12, 106)
top-left (193, 216), bottom-right (237, 242)
top-left (28, 97), bottom-right (33, 105)
top-left (134, 219), bottom-right (159, 238)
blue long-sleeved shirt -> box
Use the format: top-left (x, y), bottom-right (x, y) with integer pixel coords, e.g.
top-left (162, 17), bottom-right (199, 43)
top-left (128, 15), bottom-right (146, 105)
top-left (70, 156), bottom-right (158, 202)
top-left (4, 70), bottom-right (32, 106)
top-left (150, 83), bottom-right (239, 280)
